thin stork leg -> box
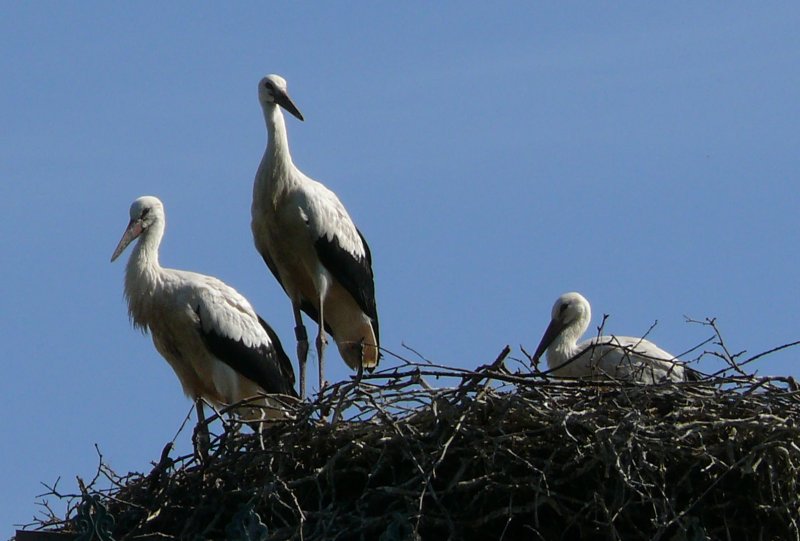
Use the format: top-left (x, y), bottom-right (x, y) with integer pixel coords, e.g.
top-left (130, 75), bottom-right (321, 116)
top-left (316, 293), bottom-right (328, 392)
top-left (192, 398), bottom-right (210, 461)
top-left (293, 303), bottom-right (308, 399)
top-left (354, 338), bottom-right (366, 384)
top-left (356, 359), bottom-right (364, 384)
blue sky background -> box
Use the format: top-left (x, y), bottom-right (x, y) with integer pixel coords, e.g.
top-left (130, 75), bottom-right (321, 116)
top-left (2, 3), bottom-right (799, 536)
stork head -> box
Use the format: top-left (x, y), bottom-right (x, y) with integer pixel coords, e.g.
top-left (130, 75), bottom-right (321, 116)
top-left (111, 196), bottom-right (164, 262)
top-left (531, 292), bottom-right (592, 365)
top-left (258, 75), bottom-right (304, 121)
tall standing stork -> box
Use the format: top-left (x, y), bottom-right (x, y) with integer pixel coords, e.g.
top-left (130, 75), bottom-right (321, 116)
top-left (531, 292), bottom-right (689, 383)
top-left (251, 74), bottom-right (379, 398)
top-left (111, 196), bottom-right (297, 454)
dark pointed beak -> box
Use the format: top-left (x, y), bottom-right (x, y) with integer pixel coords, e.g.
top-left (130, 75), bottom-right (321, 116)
top-left (274, 90), bottom-right (304, 121)
top-left (531, 318), bottom-right (567, 366)
top-left (111, 219), bottom-right (144, 262)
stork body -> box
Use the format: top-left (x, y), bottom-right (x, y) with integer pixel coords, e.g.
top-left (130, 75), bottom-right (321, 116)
top-left (111, 196), bottom-right (296, 449)
top-left (531, 292), bottom-right (686, 383)
top-left (252, 74), bottom-right (379, 398)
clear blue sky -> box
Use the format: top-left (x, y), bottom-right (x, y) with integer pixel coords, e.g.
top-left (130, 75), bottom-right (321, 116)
top-left (3, 3), bottom-right (799, 536)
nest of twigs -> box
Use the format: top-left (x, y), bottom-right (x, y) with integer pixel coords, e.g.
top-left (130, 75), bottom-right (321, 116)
top-left (24, 338), bottom-right (800, 541)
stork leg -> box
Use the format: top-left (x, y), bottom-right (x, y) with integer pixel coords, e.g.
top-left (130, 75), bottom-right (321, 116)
top-left (355, 338), bottom-right (367, 383)
top-left (293, 303), bottom-right (308, 399)
top-left (192, 398), bottom-right (210, 461)
top-left (356, 358), bottom-right (364, 383)
top-left (316, 293), bottom-right (328, 392)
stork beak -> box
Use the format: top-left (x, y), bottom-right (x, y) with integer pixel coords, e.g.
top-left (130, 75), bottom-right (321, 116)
top-left (531, 318), bottom-right (567, 366)
top-left (274, 90), bottom-right (304, 121)
top-left (110, 219), bottom-right (144, 262)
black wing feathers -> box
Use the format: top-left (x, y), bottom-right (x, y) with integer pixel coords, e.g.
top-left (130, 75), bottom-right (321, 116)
top-left (195, 308), bottom-right (297, 397)
top-left (314, 228), bottom-right (380, 345)
top-left (684, 366), bottom-right (702, 382)
top-left (356, 228), bottom-right (379, 346)
top-left (256, 315), bottom-right (297, 394)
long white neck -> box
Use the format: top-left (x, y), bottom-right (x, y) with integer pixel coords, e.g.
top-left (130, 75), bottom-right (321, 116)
top-left (547, 313), bottom-right (590, 369)
top-left (124, 221), bottom-right (165, 329)
top-left (256, 103), bottom-right (296, 192)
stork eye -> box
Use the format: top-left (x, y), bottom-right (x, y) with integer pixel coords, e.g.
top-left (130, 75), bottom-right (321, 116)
top-left (141, 208), bottom-right (151, 218)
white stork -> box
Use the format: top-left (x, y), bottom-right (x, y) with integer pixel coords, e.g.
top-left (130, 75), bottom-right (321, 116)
top-left (531, 292), bottom-right (689, 383)
top-left (111, 196), bottom-right (297, 453)
top-left (251, 74), bottom-right (379, 398)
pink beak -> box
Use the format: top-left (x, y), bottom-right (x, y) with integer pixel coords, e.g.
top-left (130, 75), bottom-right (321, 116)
top-left (110, 219), bottom-right (144, 262)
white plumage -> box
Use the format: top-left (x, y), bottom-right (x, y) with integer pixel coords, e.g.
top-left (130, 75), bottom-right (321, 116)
top-left (111, 196), bottom-right (296, 441)
top-left (251, 74), bottom-right (379, 398)
top-left (531, 292), bottom-right (688, 383)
